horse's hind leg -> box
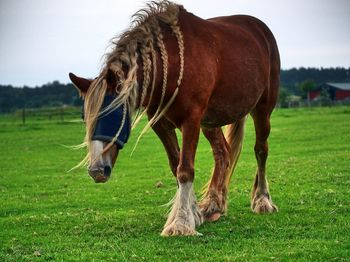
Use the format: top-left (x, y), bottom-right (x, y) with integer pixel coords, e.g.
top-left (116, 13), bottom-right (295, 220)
top-left (250, 109), bottom-right (278, 213)
top-left (199, 127), bottom-right (230, 222)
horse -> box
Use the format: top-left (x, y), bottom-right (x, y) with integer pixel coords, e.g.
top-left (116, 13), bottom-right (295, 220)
top-left (69, 0), bottom-right (280, 236)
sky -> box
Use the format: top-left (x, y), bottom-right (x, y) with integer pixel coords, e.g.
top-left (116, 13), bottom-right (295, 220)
top-left (0, 0), bottom-right (349, 87)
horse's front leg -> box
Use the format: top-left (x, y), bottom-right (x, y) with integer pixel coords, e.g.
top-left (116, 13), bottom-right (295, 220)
top-left (151, 117), bottom-right (180, 176)
top-left (161, 117), bottom-right (203, 236)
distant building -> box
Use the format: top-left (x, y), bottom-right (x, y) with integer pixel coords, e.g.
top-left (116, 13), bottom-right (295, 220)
top-left (310, 82), bottom-right (350, 101)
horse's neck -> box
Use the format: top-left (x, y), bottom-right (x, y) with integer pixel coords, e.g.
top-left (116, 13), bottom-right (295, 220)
top-left (135, 48), bottom-right (163, 110)
top-left (134, 9), bottom-right (186, 111)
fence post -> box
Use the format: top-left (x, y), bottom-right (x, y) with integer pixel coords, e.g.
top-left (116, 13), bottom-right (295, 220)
top-left (60, 107), bottom-right (64, 122)
top-left (22, 106), bottom-right (26, 125)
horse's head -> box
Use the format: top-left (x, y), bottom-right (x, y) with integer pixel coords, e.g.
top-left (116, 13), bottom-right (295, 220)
top-left (69, 70), bottom-right (131, 183)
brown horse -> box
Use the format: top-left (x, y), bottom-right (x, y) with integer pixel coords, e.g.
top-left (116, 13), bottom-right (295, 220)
top-left (69, 0), bottom-right (279, 236)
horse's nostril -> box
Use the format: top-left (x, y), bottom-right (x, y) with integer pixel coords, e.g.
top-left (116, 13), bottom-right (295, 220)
top-left (104, 166), bottom-right (111, 177)
top-left (88, 166), bottom-right (111, 183)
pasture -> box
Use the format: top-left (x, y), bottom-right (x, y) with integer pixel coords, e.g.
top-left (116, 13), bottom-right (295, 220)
top-left (0, 107), bottom-right (349, 261)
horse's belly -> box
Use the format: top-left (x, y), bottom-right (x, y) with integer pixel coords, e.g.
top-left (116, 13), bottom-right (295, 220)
top-left (201, 107), bottom-right (248, 127)
top-left (201, 89), bottom-right (262, 127)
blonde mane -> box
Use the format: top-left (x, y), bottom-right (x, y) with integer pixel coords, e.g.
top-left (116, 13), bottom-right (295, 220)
top-left (80, 0), bottom-right (185, 167)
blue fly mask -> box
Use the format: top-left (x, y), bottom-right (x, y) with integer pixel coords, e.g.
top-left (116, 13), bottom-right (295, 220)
top-left (84, 94), bottom-right (131, 149)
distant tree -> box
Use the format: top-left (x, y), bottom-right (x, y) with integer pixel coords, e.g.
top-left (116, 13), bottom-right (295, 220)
top-left (0, 81), bottom-right (79, 112)
top-left (319, 88), bottom-right (332, 106)
top-left (298, 79), bottom-right (316, 107)
top-left (278, 86), bottom-right (291, 108)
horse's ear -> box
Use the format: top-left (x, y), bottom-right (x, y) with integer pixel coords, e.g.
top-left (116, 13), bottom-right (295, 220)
top-left (69, 72), bottom-right (92, 96)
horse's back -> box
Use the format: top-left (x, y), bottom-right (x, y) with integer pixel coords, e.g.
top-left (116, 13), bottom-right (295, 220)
top-left (175, 10), bottom-right (280, 127)
top-left (202, 15), bottom-right (280, 126)
top-left (208, 14), bottom-right (280, 69)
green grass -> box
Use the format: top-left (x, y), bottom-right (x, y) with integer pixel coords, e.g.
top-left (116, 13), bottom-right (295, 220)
top-left (1, 107), bottom-right (349, 261)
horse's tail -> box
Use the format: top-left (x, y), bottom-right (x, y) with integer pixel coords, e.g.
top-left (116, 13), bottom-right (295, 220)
top-left (223, 116), bottom-right (247, 189)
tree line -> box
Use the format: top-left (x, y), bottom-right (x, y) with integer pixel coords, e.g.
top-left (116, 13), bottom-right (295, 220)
top-left (0, 67), bottom-right (349, 113)
top-left (279, 67), bottom-right (350, 107)
top-left (0, 81), bottom-right (82, 113)
top-left (281, 67), bottom-right (350, 94)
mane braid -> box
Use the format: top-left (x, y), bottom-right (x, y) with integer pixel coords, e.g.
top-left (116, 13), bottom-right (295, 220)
top-left (81, 1), bottom-right (185, 165)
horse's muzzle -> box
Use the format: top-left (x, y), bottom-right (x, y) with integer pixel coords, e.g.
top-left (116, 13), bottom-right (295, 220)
top-left (88, 166), bottom-right (111, 183)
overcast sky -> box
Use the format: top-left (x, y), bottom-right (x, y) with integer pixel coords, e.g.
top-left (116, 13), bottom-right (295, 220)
top-left (0, 0), bottom-right (349, 86)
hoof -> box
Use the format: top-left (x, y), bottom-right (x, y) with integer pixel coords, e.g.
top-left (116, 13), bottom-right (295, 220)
top-left (252, 195), bottom-right (278, 213)
top-left (206, 212), bottom-right (221, 222)
top-left (161, 222), bottom-right (201, 237)
top-left (191, 202), bottom-right (204, 227)
top-left (199, 193), bottom-right (225, 222)
top-left (162, 182), bottom-right (203, 237)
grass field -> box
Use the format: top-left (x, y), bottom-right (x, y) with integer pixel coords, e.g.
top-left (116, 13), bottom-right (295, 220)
top-left (0, 107), bottom-right (349, 261)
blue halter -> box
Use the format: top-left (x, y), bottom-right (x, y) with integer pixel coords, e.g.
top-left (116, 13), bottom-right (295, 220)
top-left (85, 94), bottom-right (131, 149)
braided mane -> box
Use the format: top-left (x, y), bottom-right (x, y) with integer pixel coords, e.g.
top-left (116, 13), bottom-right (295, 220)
top-left (81, 0), bottom-right (185, 166)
